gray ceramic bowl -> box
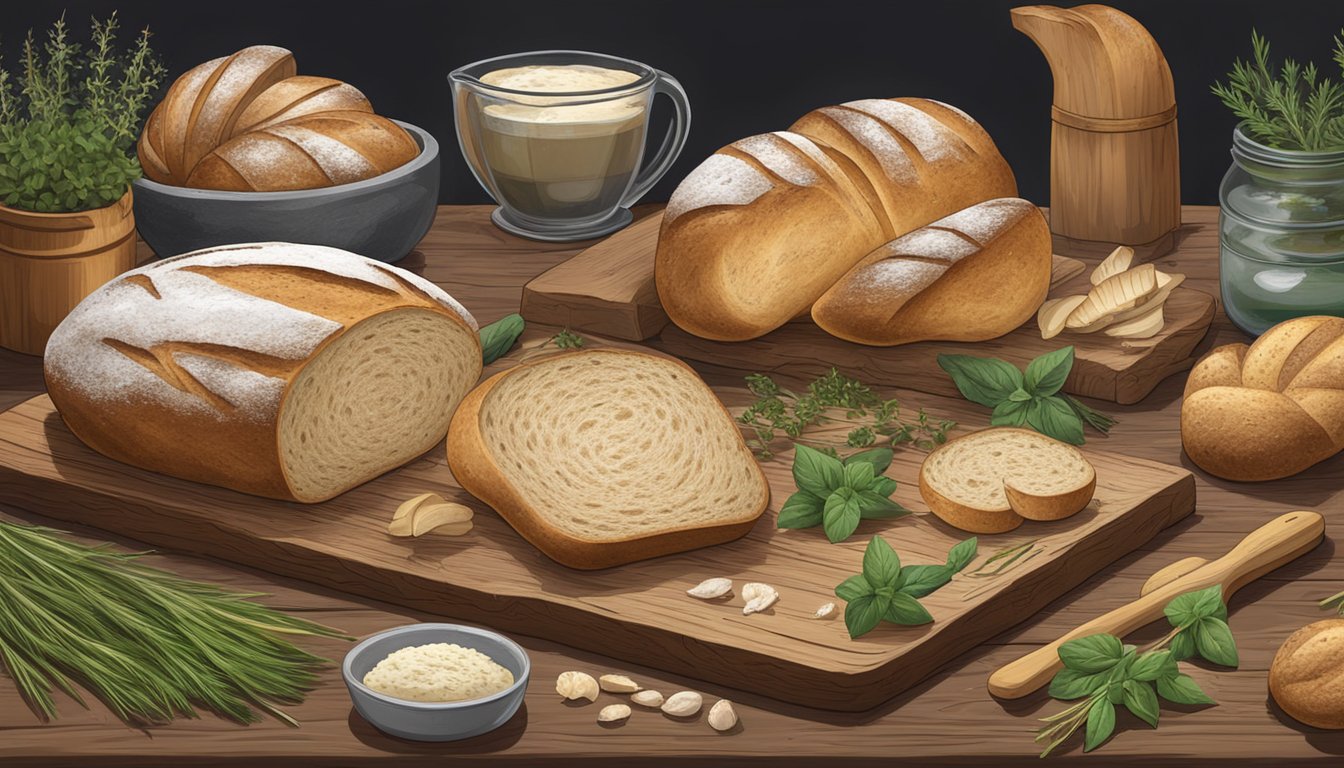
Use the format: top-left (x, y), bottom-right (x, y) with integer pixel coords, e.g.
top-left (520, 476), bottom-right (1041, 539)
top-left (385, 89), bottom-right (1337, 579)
top-left (132, 120), bottom-right (439, 263)
top-left (342, 623), bottom-right (530, 742)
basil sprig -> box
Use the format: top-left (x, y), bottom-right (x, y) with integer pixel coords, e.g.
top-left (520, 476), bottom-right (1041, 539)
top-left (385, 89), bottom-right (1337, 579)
top-left (937, 347), bottom-right (1115, 445)
top-left (479, 313), bottom-right (524, 365)
top-left (835, 536), bottom-right (977, 639)
top-left (777, 445), bottom-right (909, 543)
top-left (1037, 585), bottom-right (1235, 757)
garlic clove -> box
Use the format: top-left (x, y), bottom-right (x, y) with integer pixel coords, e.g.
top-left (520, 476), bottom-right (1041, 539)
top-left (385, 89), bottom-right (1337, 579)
top-left (1037, 295), bottom-right (1088, 340)
top-left (599, 674), bottom-right (641, 693)
top-left (598, 704), bottom-right (631, 723)
top-left (1090, 245), bottom-right (1135, 286)
top-left (410, 502), bottom-right (474, 537)
top-left (686, 577), bottom-right (733, 599)
top-left (708, 698), bottom-right (738, 732)
top-left (630, 690), bottom-right (664, 708)
top-left (556, 671), bottom-right (600, 702)
top-left (661, 690), bottom-right (703, 717)
top-left (741, 582), bottom-right (779, 615)
top-left (394, 492), bottom-right (443, 522)
top-left (812, 602), bottom-right (836, 620)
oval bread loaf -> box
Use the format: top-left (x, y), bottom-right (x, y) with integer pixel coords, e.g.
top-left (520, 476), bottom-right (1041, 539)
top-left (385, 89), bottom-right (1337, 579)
top-left (44, 242), bottom-right (482, 503)
top-left (446, 348), bottom-right (770, 569)
top-left (178, 45), bottom-right (297, 184)
top-left (655, 97), bottom-right (1017, 342)
top-left (1269, 619), bottom-right (1344, 730)
top-left (1181, 315), bottom-right (1344, 481)
top-left (811, 198), bottom-right (1051, 346)
top-left (186, 111), bottom-right (421, 192)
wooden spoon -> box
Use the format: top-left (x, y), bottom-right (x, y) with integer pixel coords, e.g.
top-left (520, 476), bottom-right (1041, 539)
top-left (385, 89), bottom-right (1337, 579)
top-left (988, 510), bottom-right (1325, 699)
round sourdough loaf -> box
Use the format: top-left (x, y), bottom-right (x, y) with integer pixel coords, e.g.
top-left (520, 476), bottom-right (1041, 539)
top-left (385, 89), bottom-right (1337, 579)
top-left (1270, 619), bottom-right (1344, 730)
top-left (44, 242), bottom-right (481, 503)
top-left (655, 97), bottom-right (1018, 342)
top-left (1181, 315), bottom-right (1344, 481)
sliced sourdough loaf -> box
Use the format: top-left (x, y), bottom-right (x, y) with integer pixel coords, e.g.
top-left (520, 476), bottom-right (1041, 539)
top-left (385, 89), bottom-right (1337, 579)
top-left (446, 348), bottom-right (770, 569)
top-left (44, 242), bottom-right (481, 503)
top-left (919, 428), bottom-right (1096, 534)
top-left (811, 198), bottom-right (1052, 346)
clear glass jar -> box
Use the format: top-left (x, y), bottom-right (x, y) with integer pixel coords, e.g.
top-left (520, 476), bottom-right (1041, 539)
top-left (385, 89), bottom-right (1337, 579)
top-left (1219, 125), bottom-right (1344, 335)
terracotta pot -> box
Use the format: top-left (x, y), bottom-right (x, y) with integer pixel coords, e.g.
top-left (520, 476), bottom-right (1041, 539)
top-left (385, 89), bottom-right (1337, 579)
top-left (0, 188), bottom-right (138, 356)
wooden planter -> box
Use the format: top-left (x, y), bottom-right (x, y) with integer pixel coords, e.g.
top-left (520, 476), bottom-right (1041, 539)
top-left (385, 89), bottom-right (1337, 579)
top-left (0, 189), bottom-right (138, 356)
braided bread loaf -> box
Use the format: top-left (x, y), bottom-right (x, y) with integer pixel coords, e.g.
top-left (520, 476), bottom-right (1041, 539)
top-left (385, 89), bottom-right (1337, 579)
top-left (1182, 315), bottom-right (1344, 481)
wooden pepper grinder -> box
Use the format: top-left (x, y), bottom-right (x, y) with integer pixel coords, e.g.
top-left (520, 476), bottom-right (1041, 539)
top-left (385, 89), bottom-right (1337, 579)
top-left (1012, 4), bottom-right (1180, 262)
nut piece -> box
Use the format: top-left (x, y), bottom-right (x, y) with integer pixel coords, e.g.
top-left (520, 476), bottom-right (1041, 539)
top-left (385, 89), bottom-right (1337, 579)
top-left (708, 699), bottom-right (738, 732)
top-left (630, 690), bottom-right (664, 708)
top-left (661, 690), bottom-right (703, 717)
top-left (687, 578), bottom-right (733, 599)
top-left (599, 674), bottom-right (641, 693)
top-left (556, 671), bottom-right (599, 702)
top-left (741, 582), bottom-right (779, 615)
top-left (598, 704), bottom-right (632, 723)
top-left (812, 602), bottom-right (837, 620)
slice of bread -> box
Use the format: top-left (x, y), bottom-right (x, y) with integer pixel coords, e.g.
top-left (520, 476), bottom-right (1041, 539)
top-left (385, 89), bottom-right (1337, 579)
top-left (446, 348), bottom-right (770, 569)
top-left (919, 428), bottom-right (1096, 534)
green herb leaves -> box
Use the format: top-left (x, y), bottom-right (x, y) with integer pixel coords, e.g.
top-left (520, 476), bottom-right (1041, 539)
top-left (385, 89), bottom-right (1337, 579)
top-left (938, 347), bottom-right (1115, 445)
top-left (479, 313), bottom-right (524, 365)
top-left (835, 535), bottom-right (977, 638)
top-left (739, 368), bottom-right (955, 459)
top-left (1036, 585), bottom-right (1234, 757)
top-left (1212, 29), bottom-right (1344, 152)
top-left (778, 445), bottom-right (908, 542)
top-left (551, 329), bottom-right (585, 349)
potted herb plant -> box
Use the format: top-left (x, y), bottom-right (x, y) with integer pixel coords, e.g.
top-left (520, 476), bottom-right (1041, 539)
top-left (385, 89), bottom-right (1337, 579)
top-left (1211, 30), bottom-right (1344, 336)
top-left (0, 13), bottom-right (163, 355)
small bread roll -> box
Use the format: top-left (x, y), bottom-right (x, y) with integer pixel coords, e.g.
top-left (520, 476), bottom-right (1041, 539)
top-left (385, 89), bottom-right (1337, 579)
top-left (1269, 619), bottom-right (1344, 729)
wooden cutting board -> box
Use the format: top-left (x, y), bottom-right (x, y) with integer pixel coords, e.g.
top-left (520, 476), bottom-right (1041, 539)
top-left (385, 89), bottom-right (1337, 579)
top-left (0, 384), bottom-right (1194, 712)
top-left (521, 210), bottom-right (1216, 404)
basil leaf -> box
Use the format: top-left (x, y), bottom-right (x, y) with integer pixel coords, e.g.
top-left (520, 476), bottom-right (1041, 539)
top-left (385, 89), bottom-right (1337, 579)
top-left (1008, 387), bottom-right (1033, 402)
top-left (1194, 617), bottom-right (1239, 667)
top-left (1128, 650), bottom-right (1171, 682)
top-left (844, 447), bottom-right (893, 475)
top-left (937, 354), bottom-right (1023, 408)
top-left (835, 574), bottom-right (874, 602)
top-left (793, 443), bottom-right (844, 498)
top-left (479, 313), bottom-right (525, 365)
top-left (822, 487), bottom-right (863, 543)
top-left (1058, 633), bottom-right (1125, 673)
top-left (1026, 396), bottom-right (1086, 445)
top-left (1084, 698), bottom-right (1116, 752)
top-left (862, 535), bottom-right (903, 588)
top-left (990, 398), bottom-right (1029, 427)
top-left (897, 564), bottom-right (951, 598)
top-left (843, 593), bottom-right (887, 639)
top-left (870, 476), bottom-right (898, 497)
top-left (884, 592), bottom-right (934, 625)
top-left (1048, 668), bottom-right (1108, 701)
top-left (855, 490), bottom-right (910, 519)
top-left (1025, 346), bottom-right (1075, 397)
top-left (776, 490), bottom-right (825, 529)
top-left (944, 537), bottom-right (979, 573)
top-left (843, 461), bottom-right (875, 490)
top-left (1166, 585), bottom-right (1227, 627)
top-left (1155, 672), bottom-right (1216, 705)
top-left (1169, 627), bottom-right (1196, 661)
top-left (1122, 679), bottom-right (1160, 727)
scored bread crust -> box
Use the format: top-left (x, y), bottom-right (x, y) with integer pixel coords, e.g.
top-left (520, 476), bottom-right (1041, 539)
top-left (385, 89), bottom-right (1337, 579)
top-left (919, 428), bottom-right (1096, 534)
top-left (1182, 316), bottom-right (1344, 481)
top-left (44, 243), bottom-right (481, 503)
top-left (446, 349), bottom-right (770, 570)
top-left (232, 76), bottom-right (373, 136)
top-left (811, 198), bottom-right (1052, 346)
top-left (1269, 618), bottom-right (1344, 730)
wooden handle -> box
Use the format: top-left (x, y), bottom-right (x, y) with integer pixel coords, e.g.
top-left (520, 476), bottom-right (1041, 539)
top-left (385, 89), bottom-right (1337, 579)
top-left (988, 511), bottom-right (1324, 699)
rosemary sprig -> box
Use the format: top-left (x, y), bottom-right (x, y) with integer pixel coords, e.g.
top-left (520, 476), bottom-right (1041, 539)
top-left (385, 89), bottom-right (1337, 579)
top-left (0, 523), bottom-right (351, 726)
top-left (1319, 589), bottom-right (1344, 614)
top-left (1212, 29), bottom-right (1344, 151)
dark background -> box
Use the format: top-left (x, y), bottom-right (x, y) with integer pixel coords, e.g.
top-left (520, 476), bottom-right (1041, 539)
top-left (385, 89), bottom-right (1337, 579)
top-left (4, 0), bottom-right (1342, 206)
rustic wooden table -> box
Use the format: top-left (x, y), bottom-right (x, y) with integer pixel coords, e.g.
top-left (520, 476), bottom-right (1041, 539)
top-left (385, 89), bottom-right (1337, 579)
top-left (0, 205), bottom-right (1339, 767)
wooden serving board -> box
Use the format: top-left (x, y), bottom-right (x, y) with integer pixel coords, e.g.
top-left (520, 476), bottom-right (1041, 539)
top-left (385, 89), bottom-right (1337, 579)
top-left (0, 388), bottom-right (1194, 712)
top-left (521, 210), bottom-right (1216, 404)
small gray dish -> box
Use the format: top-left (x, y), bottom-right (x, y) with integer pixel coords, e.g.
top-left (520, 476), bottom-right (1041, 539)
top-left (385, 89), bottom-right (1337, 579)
top-left (342, 623), bottom-right (530, 742)
top-left (132, 120), bottom-right (439, 264)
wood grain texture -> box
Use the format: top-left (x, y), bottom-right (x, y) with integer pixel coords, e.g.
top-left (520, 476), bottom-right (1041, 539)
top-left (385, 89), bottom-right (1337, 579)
top-left (0, 386), bottom-right (1191, 711)
top-left (3, 206), bottom-right (1344, 765)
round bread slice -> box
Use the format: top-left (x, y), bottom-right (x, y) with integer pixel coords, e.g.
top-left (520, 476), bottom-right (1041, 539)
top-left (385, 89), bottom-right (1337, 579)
top-left (919, 428), bottom-right (1096, 534)
top-left (446, 348), bottom-right (771, 569)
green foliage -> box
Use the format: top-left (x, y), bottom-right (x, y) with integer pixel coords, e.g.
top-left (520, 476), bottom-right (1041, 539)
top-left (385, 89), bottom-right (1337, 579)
top-left (1211, 29), bottom-right (1344, 151)
top-left (834, 535), bottom-right (977, 639)
top-left (0, 13), bottom-right (164, 212)
top-left (479, 313), bottom-right (525, 364)
top-left (776, 444), bottom-right (909, 542)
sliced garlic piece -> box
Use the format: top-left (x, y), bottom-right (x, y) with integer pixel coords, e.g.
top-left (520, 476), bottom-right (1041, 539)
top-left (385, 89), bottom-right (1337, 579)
top-left (631, 690), bottom-right (664, 708)
top-left (1104, 301), bottom-right (1166, 338)
top-left (741, 582), bottom-right (779, 615)
top-left (598, 704), bottom-right (631, 723)
top-left (812, 602), bottom-right (837, 620)
top-left (1090, 245), bottom-right (1135, 286)
top-left (599, 674), bottom-right (641, 693)
top-left (661, 691), bottom-right (703, 717)
top-left (556, 671), bottom-right (600, 702)
top-left (686, 578), bottom-right (733, 599)
top-left (394, 492), bottom-right (443, 522)
top-left (1103, 271), bottom-right (1185, 326)
top-left (410, 502), bottom-right (474, 536)
top-left (1068, 263), bottom-right (1158, 329)
top-left (1037, 294), bottom-right (1089, 340)
top-left (708, 699), bottom-right (738, 731)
